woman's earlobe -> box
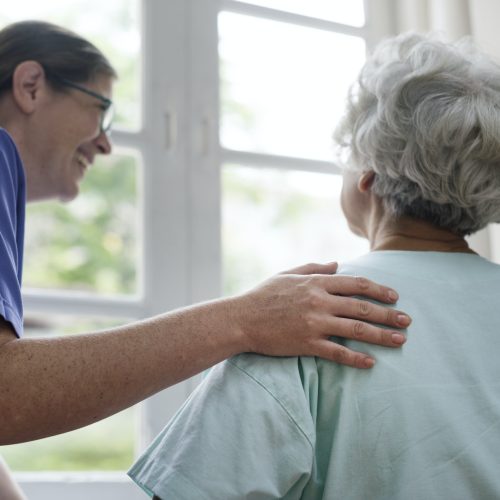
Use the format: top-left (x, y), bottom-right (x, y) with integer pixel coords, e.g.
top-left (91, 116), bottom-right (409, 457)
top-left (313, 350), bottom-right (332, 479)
top-left (358, 171), bottom-right (376, 193)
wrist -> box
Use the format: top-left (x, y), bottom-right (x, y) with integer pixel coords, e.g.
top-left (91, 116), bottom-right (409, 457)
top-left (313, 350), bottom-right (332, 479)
top-left (220, 294), bottom-right (254, 354)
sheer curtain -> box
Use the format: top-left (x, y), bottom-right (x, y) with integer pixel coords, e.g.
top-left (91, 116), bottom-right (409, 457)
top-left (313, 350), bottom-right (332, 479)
top-left (395, 0), bottom-right (471, 39)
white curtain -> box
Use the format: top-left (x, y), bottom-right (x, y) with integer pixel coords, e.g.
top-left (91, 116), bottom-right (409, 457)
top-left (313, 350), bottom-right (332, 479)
top-left (395, 0), bottom-right (500, 56)
top-left (395, 0), bottom-right (471, 40)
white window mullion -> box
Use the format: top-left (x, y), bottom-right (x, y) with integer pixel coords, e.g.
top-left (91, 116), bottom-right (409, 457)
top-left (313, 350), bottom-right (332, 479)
top-left (17, 472), bottom-right (144, 500)
top-left (22, 291), bottom-right (145, 319)
top-left (108, 130), bottom-right (149, 152)
top-left (141, 0), bottom-right (190, 317)
top-left (223, 149), bottom-right (341, 175)
top-left (139, 0), bottom-right (195, 446)
top-left (139, 0), bottom-right (222, 447)
top-left (187, 0), bottom-right (222, 305)
top-left (221, 0), bottom-right (368, 36)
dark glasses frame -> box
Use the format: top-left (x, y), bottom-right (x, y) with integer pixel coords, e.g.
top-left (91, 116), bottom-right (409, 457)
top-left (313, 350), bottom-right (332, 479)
top-left (50, 76), bottom-right (114, 133)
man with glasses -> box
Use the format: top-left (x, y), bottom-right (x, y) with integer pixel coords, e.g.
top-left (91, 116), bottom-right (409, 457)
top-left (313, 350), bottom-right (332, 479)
top-left (0, 21), bottom-right (410, 499)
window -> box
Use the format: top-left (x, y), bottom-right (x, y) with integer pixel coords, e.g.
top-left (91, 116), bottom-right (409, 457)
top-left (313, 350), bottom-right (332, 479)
top-left (218, 6), bottom-right (369, 294)
top-left (219, 10), bottom-right (365, 161)
top-left (0, 1), bottom-right (393, 498)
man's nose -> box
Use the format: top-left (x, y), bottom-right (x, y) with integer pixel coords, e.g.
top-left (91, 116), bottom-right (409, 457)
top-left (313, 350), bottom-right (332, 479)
top-left (94, 129), bottom-right (112, 155)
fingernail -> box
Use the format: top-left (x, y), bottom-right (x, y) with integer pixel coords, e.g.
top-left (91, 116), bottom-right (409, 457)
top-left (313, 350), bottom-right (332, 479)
top-left (392, 333), bottom-right (406, 344)
top-left (388, 290), bottom-right (398, 302)
top-left (397, 314), bottom-right (411, 326)
top-left (364, 357), bottom-right (376, 368)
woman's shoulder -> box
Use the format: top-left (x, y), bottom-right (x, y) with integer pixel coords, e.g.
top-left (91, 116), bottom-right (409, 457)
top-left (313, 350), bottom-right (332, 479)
top-left (338, 251), bottom-right (500, 285)
top-left (228, 352), bottom-right (317, 386)
top-left (226, 353), bottom-right (319, 438)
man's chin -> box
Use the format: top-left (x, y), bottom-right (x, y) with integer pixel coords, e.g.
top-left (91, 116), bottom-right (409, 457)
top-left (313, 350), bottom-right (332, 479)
top-left (59, 184), bottom-right (80, 203)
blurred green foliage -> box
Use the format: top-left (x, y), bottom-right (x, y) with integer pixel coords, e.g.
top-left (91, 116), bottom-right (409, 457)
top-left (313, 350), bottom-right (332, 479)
top-left (0, 409), bottom-right (135, 471)
top-left (24, 153), bottom-right (139, 295)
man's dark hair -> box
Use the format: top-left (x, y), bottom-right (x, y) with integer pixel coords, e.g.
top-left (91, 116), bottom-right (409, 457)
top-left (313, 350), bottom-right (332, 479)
top-left (0, 20), bottom-right (117, 95)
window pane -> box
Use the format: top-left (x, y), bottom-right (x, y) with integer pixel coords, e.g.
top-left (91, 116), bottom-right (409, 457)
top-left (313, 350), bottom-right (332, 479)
top-left (219, 12), bottom-right (365, 161)
top-left (0, 0), bottom-right (141, 130)
top-left (24, 152), bottom-right (141, 296)
top-left (1, 409), bottom-right (135, 471)
top-left (0, 316), bottom-right (136, 472)
top-left (233, 0), bottom-right (365, 26)
top-left (222, 165), bottom-right (368, 295)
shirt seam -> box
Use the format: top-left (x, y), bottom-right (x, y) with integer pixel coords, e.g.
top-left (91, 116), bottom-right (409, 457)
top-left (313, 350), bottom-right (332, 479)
top-left (226, 358), bottom-right (314, 451)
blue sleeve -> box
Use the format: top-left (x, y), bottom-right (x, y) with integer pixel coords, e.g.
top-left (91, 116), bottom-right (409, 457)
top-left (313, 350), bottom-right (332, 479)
top-left (0, 129), bottom-right (26, 337)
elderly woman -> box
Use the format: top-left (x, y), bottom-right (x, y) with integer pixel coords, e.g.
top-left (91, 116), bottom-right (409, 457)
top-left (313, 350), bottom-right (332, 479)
top-left (128, 33), bottom-right (500, 499)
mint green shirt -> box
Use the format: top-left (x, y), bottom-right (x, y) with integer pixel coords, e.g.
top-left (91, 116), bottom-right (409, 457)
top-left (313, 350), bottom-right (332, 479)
top-left (129, 251), bottom-right (500, 499)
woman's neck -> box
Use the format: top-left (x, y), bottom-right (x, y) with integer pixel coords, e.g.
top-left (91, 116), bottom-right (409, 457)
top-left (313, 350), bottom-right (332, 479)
top-left (366, 209), bottom-right (476, 254)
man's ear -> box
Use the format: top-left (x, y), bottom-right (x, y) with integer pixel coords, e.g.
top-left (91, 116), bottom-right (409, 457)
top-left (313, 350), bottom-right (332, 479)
top-left (357, 170), bottom-right (376, 193)
top-left (11, 61), bottom-right (46, 114)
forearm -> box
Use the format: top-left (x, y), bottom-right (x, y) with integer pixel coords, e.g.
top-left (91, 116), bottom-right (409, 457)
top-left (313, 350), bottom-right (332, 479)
top-left (0, 263), bottom-right (410, 444)
top-left (0, 297), bottom-right (244, 445)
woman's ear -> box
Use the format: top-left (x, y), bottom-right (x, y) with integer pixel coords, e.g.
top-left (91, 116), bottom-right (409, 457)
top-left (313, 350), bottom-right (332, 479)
top-left (11, 61), bottom-right (46, 114)
top-left (357, 171), bottom-right (376, 193)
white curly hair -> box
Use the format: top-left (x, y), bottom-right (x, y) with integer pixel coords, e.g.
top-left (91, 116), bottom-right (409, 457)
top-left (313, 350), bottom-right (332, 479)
top-left (334, 32), bottom-right (500, 235)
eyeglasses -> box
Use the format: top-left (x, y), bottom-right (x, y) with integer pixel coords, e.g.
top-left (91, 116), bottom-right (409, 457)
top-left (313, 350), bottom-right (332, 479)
top-left (51, 76), bottom-right (114, 133)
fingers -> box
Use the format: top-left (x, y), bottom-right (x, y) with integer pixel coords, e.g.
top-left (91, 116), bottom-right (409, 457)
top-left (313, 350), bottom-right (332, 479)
top-left (329, 316), bottom-right (406, 348)
top-left (313, 339), bottom-right (376, 369)
top-left (330, 295), bottom-right (411, 329)
top-left (279, 262), bottom-right (338, 276)
top-left (321, 275), bottom-right (399, 304)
